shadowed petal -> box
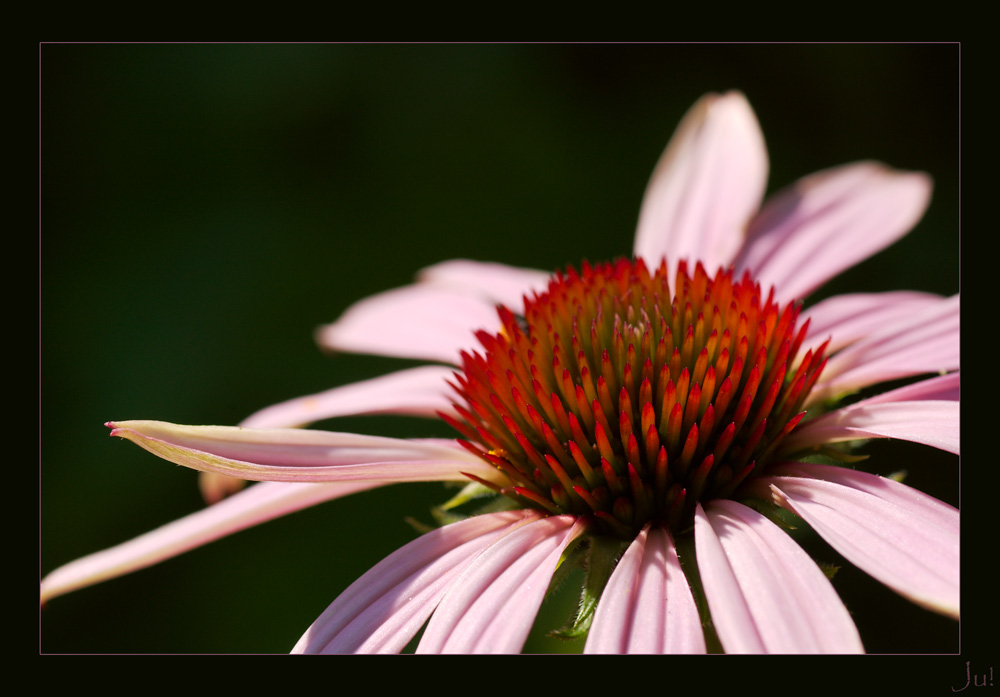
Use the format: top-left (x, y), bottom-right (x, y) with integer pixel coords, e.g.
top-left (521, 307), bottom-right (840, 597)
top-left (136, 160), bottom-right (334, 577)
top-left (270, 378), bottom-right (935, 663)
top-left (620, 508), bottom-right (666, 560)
top-left (316, 284), bottom-right (500, 363)
top-left (239, 365), bottom-right (458, 429)
top-left (694, 501), bottom-right (863, 654)
top-left (293, 510), bottom-right (540, 654)
top-left (417, 259), bottom-right (550, 310)
top-left (585, 525), bottom-right (705, 654)
top-left (41, 480), bottom-right (377, 604)
top-left (198, 470), bottom-right (249, 505)
top-left (859, 371), bottom-right (960, 404)
top-left (634, 91), bottom-right (767, 274)
top-left (783, 373), bottom-right (959, 455)
top-left (811, 295), bottom-right (959, 401)
top-left (800, 291), bottom-right (944, 355)
top-left (108, 421), bottom-right (502, 485)
top-left (734, 162), bottom-right (932, 303)
top-left (417, 515), bottom-right (585, 653)
top-left (763, 463), bottom-right (959, 618)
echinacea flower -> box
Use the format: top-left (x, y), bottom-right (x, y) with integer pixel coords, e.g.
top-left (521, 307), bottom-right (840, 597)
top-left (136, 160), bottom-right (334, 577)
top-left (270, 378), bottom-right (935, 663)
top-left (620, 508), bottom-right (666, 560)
top-left (41, 91), bottom-right (959, 654)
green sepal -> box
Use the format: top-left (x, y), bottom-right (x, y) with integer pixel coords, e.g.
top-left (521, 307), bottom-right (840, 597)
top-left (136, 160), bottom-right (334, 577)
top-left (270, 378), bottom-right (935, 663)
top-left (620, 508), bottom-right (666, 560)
top-left (740, 496), bottom-right (802, 532)
top-left (673, 533), bottom-right (723, 653)
top-left (545, 534), bottom-right (588, 597)
top-left (818, 562), bottom-right (841, 580)
top-left (437, 481), bottom-right (496, 511)
top-left (430, 482), bottom-right (517, 526)
top-left (786, 444), bottom-right (871, 465)
top-left (404, 516), bottom-right (438, 535)
top-left (815, 446), bottom-right (870, 464)
top-left (550, 535), bottom-right (628, 640)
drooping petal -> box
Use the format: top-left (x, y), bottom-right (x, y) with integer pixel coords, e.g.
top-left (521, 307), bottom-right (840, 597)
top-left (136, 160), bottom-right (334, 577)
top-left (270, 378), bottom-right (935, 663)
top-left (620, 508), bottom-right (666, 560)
top-left (811, 294), bottom-right (959, 401)
top-left (800, 291), bottom-right (944, 355)
top-left (316, 284), bottom-right (500, 363)
top-left (585, 525), bottom-right (705, 654)
top-left (200, 365), bottom-right (461, 503)
top-left (416, 515), bottom-right (585, 653)
top-left (239, 365), bottom-right (458, 429)
top-left (417, 259), bottom-right (551, 311)
top-left (293, 510), bottom-right (541, 654)
top-left (107, 421), bottom-right (502, 485)
top-left (41, 480), bottom-right (378, 604)
top-left (783, 373), bottom-right (960, 455)
top-left (694, 501), bottom-right (863, 654)
top-left (763, 463), bottom-right (959, 618)
top-left (734, 161), bottom-right (932, 303)
top-left (634, 91), bottom-right (768, 274)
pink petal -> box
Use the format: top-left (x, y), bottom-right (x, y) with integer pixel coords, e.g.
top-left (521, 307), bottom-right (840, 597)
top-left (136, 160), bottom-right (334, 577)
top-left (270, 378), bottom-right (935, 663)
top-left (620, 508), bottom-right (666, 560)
top-left (734, 162), bottom-right (932, 304)
top-left (784, 382), bottom-right (959, 455)
top-left (200, 365), bottom-right (460, 503)
top-left (763, 464), bottom-right (959, 618)
top-left (41, 480), bottom-right (377, 604)
top-left (239, 365), bottom-right (458, 429)
top-left (292, 510), bottom-right (540, 654)
top-left (585, 525), bottom-right (705, 654)
top-left (416, 515), bottom-right (585, 653)
top-left (316, 284), bottom-right (500, 363)
top-left (107, 421), bottom-right (502, 485)
top-left (417, 259), bottom-right (550, 311)
top-left (800, 291), bottom-right (944, 355)
top-left (694, 501), bottom-right (863, 653)
top-left (859, 371), bottom-right (960, 405)
top-left (633, 92), bottom-right (768, 274)
top-left (812, 294), bottom-right (959, 401)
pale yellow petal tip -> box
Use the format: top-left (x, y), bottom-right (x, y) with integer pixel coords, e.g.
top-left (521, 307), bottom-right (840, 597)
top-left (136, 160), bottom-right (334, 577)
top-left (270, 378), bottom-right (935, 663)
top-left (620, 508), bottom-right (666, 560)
top-left (313, 322), bottom-right (341, 354)
top-left (40, 571), bottom-right (75, 607)
top-left (912, 595), bottom-right (960, 621)
top-left (692, 90), bottom-right (752, 115)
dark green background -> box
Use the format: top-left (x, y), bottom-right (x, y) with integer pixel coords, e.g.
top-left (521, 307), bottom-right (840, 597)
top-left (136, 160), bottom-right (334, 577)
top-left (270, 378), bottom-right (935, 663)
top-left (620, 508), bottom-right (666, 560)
top-left (41, 44), bottom-right (959, 655)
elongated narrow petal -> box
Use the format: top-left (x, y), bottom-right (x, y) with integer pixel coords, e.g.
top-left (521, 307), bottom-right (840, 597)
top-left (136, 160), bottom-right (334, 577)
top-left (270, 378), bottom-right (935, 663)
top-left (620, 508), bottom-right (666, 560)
top-left (784, 372), bottom-right (959, 455)
top-left (763, 463), bottom-right (959, 618)
top-left (417, 259), bottom-right (550, 310)
top-left (694, 501), bottom-right (863, 653)
top-left (585, 525), bottom-right (705, 654)
top-left (240, 365), bottom-right (458, 429)
top-left (200, 365), bottom-right (462, 502)
top-left (734, 162), bottom-right (932, 303)
top-left (417, 515), bottom-right (585, 653)
top-left (812, 295), bottom-right (959, 401)
top-left (108, 421), bottom-right (502, 485)
top-left (293, 510), bottom-right (541, 654)
top-left (634, 91), bottom-right (767, 273)
top-left (41, 480), bottom-right (377, 604)
top-left (317, 284), bottom-right (500, 363)
top-left (800, 291), bottom-right (944, 355)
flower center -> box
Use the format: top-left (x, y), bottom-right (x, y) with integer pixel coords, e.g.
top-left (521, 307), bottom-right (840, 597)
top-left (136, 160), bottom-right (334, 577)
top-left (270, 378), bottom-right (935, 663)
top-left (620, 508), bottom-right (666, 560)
top-left (446, 258), bottom-right (827, 538)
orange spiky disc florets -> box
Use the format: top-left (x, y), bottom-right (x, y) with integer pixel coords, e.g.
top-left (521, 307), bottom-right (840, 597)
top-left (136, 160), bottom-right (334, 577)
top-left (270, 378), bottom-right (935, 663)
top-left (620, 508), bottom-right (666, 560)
top-left (447, 258), bottom-right (826, 537)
